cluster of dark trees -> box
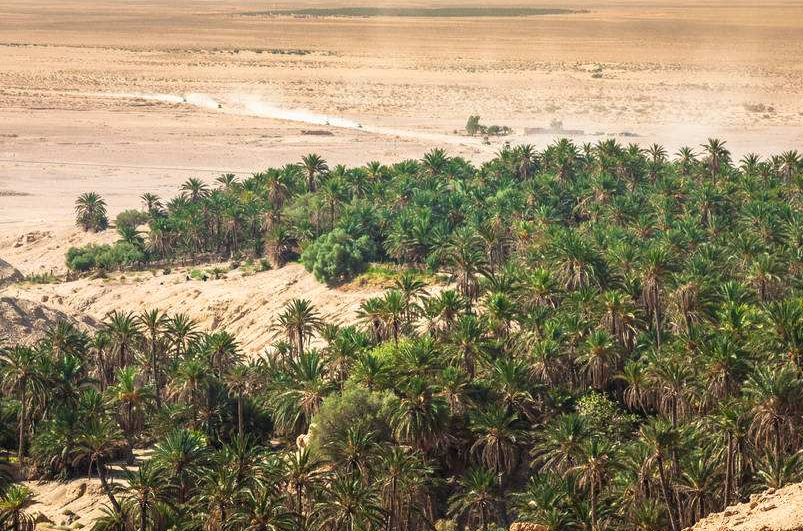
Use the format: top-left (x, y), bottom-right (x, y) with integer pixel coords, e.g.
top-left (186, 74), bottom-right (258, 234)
top-left (0, 138), bottom-right (799, 531)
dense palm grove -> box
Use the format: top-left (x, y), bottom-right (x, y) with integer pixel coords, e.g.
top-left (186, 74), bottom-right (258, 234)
top-left (4, 139), bottom-right (803, 531)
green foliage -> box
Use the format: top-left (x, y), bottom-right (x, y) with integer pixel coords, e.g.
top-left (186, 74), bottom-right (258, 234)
top-left (114, 209), bottom-right (150, 231)
top-left (576, 391), bottom-right (637, 439)
top-left (301, 229), bottom-right (375, 283)
top-left (351, 264), bottom-right (438, 288)
top-left (66, 241), bottom-right (145, 272)
top-left (465, 115), bottom-right (481, 136)
top-left (465, 114), bottom-right (511, 137)
top-left (310, 384), bottom-right (395, 457)
top-left (65, 244), bottom-right (104, 272)
top-left (26, 142), bottom-right (803, 531)
top-left (74, 192), bottom-right (108, 232)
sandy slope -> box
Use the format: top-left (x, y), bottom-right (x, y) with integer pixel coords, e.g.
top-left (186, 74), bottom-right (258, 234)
top-left (24, 478), bottom-right (111, 530)
top-left (3, 262), bottom-right (381, 355)
top-left (688, 483), bottom-right (803, 531)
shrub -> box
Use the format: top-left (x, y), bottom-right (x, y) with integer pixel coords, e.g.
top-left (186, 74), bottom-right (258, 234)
top-left (66, 244), bottom-right (105, 272)
top-left (25, 272), bottom-right (58, 284)
top-left (95, 241), bottom-right (145, 270)
top-left (66, 242), bottom-right (145, 272)
top-left (301, 229), bottom-right (375, 283)
top-left (576, 391), bottom-right (637, 439)
top-left (310, 384), bottom-right (395, 458)
top-left (115, 209), bottom-right (150, 231)
top-left (465, 114), bottom-right (482, 136)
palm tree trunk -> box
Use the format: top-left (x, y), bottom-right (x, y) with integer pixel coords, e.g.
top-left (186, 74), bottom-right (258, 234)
top-left (657, 456), bottom-right (678, 531)
top-left (296, 485), bottom-right (304, 531)
top-left (97, 457), bottom-right (122, 514)
top-left (237, 394), bottom-right (245, 439)
top-left (151, 341), bottom-right (161, 408)
top-left (140, 497), bottom-right (148, 531)
top-left (18, 384), bottom-right (26, 463)
top-left (774, 417), bottom-right (782, 463)
top-left (127, 401), bottom-right (135, 464)
top-left (724, 433), bottom-right (733, 509)
top-left (591, 480), bottom-right (598, 530)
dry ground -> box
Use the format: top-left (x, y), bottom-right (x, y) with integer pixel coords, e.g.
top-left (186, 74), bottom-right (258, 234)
top-left (2, 0), bottom-right (803, 232)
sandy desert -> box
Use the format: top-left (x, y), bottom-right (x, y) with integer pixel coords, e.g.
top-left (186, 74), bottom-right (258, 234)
top-left (2, 0), bottom-right (803, 232)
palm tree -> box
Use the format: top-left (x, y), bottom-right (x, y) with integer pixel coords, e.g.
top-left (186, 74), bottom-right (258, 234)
top-left (675, 147), bottom-right (697, 178)
top-left (376, 446), bottom-right (433, 531)
top-left (224, 364), bottom-right (253, 439)
top-left (448, 467), bottom-right (501, 531)
top-left (779, 150), bottom-right (800, 182)
top-left (140, 192), bottom-right (163, 217)
top-left (640, 418), bottom-right (681, 531)
top-left (701, 138), bottom-right (730, 179)
top-left (577, 329), bottom-right (618, 390)
top-left (752, 450), bottom-right (803, 491)
top-left (168, 356), bottom-right (211, 426)
top-left (533, 414), bottom-right (589, 474)
top-left (153, 428), bottom-right (209, 504)
top-left (640, 245), bottom-right (674, 348)
top-left (600, 290), bottom-right (639, 352)
top-left (272, 299), bottom-right (323, 357)
top-left (0, 346), bottom-right (44, 462)
top-left (301, 153), bottom-right (328, 192)
top-left (378, 291), bottom-right (406, 344)
top-left (165, 313), bottom-right (198, 360)
top-left (285, 447), bottom-right (325, 531)
top-left (237, 488), bottom-right (295, 531)
top-left (446, 230), bottom-right (489, 302)
top-left (201, 331), bottom-right (242, 377)
top-left (123, 461), bottom-right (167, 531)
top-left (137, 309), bottom-right (168, 406)
top-left (180, 177), bottom-right (210, 202)
top-left (75, 192), bottom-right (108, 232)
top-left (315, 474), bottom-right (384, 531)
top-left (677, 448), bottom-right (721, 523)
top-left (570, 439), bottom-right (615, 531)
top-left (108, 366), bottom-right (154, 463)
top-left (446, 314), bottom-right (487, 379)
top-left (72, 417), bottom-right (125, 513)
top-left (104, 311), bottom-right (141, 372)
top-left (470, 406), bottom-right (525, 476)
top-left (326, 424), bottom-right (377, 477)
top-left (0, 485), bottom-right (34, 531)
top-left (421, 148), bottom-right (449, 176)
top-left (390, 377), bottom-right (449, 453)
top-left (268, 351), bottom-right (334, 436)
top-left (744, 363), bottom-right (802, 463)
top-left (196, 465), bottom-right (243, 531)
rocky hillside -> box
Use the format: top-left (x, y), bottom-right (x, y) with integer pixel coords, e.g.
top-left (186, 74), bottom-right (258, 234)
top-left (688, 483), bottom-right (803, 531)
